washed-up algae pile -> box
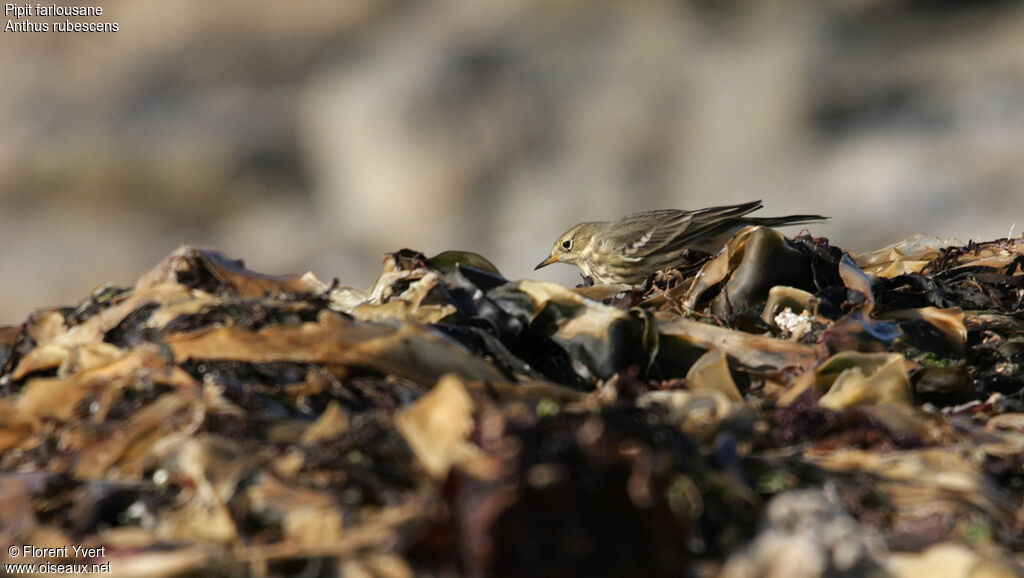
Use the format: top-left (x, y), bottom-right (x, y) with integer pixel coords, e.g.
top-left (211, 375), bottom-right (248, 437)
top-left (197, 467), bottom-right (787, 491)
top-left (0, 228), bottom-right (1022, 577)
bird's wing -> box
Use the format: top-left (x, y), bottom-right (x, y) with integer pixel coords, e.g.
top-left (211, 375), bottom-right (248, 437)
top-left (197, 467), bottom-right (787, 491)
top-left (657, 200), bottom-right (763, 253)
top-left (604, 209), bottom-right (696, 259)
top-left (604, 201), bottom-right (763, 258)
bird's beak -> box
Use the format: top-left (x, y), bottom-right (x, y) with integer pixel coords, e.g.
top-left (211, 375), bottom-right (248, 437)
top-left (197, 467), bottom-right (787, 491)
top-left (534, 254), bottom-right (559, 270)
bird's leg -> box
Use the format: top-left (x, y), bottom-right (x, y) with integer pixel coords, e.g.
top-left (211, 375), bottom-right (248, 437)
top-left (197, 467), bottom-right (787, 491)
top-left (656, 277), bottom-right (688, 317)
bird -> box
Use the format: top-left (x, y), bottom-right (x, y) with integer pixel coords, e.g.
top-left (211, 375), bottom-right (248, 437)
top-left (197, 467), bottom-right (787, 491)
top-left (534, 200), bottom-right (827, 285)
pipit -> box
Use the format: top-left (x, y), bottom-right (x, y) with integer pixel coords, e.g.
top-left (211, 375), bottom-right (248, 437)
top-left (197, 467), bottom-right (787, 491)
top-left (535, 200), bottom-right (827, 284)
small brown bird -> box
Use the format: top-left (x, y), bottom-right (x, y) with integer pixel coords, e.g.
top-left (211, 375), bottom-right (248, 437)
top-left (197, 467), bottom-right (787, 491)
top-left (535, 200), bottom-right (827, 285)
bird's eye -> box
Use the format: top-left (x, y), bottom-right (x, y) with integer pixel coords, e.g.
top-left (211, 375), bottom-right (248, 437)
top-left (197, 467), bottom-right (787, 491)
top-left (561, 239), bottom-right (572, 251)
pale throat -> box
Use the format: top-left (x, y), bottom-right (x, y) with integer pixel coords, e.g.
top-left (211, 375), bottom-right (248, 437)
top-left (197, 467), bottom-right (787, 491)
top-left (577, 244), bottom-right (598, 277)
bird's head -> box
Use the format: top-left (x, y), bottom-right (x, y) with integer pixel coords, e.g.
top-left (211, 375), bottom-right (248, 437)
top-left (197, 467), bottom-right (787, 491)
top-left (535, 222), bottom-right (597, 270)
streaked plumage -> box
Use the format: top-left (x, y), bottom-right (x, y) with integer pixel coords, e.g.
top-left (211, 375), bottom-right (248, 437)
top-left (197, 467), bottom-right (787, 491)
top-left (535, 200), bottom-right (827, 285)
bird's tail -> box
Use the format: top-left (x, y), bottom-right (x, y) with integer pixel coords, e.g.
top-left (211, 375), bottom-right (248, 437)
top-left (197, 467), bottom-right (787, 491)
top-left (745, 214), bottom-right (829, 227)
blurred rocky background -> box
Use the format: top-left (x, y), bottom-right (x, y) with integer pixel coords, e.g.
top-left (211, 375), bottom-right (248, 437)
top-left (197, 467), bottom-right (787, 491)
top-left (2, 0), bottom-right (1023, 323)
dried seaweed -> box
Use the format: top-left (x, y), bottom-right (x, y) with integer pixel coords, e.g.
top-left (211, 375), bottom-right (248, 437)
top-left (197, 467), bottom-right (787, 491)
top-left (0, 236), bottom-right (1022, 576)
